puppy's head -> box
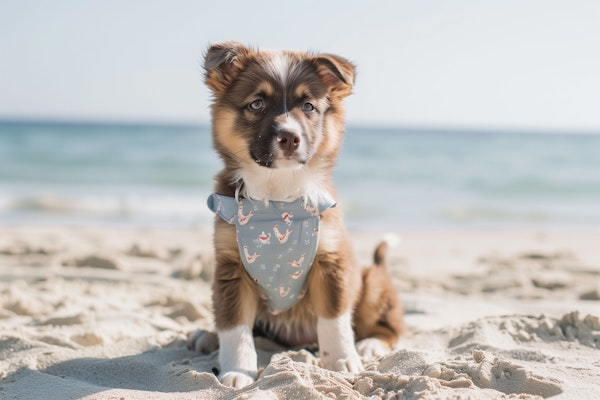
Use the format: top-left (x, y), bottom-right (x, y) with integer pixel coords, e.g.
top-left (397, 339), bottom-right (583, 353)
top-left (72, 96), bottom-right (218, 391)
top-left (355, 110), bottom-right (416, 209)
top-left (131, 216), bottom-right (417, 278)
top-left (204, 41), bottom-right (355, 171)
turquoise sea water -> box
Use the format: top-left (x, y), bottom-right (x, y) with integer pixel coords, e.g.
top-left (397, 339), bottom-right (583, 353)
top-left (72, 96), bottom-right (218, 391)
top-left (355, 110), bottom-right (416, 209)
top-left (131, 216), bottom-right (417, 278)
top-left (1, 120), bottom-right (599, 230)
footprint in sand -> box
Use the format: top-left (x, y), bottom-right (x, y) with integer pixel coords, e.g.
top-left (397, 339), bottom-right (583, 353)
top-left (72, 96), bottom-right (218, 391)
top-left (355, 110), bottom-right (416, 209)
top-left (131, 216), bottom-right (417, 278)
top-left (63, 254), bottom-right (120, 270)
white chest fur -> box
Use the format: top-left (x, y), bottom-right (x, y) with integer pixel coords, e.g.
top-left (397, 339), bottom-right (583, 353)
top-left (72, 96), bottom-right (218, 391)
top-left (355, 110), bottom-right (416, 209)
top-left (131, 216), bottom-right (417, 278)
top-left (235, 162), bottom-right (329, 204)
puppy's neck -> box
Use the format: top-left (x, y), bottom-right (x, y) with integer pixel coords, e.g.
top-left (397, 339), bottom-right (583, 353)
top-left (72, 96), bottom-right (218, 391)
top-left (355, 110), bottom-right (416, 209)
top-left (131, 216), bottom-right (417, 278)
top-left (234, 162), bottom-right (330, 204)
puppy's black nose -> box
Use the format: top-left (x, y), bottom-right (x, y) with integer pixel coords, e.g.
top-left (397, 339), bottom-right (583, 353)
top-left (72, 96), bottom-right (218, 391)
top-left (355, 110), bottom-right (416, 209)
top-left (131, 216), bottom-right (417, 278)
top-left (276, 131), bottom-right (300, 155)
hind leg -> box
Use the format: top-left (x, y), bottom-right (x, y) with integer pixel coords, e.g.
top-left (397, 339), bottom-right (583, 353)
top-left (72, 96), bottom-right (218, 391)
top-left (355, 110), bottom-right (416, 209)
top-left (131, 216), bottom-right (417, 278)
top-left (187, 329), bottom-right (219, 354)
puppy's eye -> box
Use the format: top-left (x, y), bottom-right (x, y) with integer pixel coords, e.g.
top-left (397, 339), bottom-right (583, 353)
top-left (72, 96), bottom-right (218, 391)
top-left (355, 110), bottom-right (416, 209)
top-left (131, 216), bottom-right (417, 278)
top-left (248, 100), bottom-right (264, 111)
top-left (302, 102), bottom-right (315, 112)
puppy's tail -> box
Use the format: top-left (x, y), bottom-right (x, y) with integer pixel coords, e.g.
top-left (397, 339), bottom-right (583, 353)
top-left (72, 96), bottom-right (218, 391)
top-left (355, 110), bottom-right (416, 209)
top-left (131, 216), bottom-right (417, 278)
top-left (373, 242), bottom-right (389, 268)
top-left (373, 233), bottom-right (401, 268)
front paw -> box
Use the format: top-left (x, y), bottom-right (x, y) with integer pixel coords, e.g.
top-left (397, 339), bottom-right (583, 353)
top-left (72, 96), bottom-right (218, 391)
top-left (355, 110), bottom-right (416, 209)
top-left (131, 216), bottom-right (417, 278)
top-left (321, 349), bottom-right (364, 373)
top-left (220, 371), bottom-right (255, 388)
top-left (317, 313), bottom-right (365, 374)
top-left (187, 329), bottom-right (219, 354)
top-left (334, 354), bottom-right (364, 373)
top-left (218, 325), bottom-right (258, 388)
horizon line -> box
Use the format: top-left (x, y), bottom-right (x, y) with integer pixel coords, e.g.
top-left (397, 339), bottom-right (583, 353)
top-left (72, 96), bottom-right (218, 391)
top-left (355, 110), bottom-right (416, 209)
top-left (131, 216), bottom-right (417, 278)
top-left (1, 116), bottom-right (599, 136)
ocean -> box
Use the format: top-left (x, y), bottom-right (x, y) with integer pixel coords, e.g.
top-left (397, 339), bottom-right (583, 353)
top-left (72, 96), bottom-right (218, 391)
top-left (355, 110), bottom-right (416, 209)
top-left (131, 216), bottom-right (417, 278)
top-left (1, 120), bottom-right (599, 230)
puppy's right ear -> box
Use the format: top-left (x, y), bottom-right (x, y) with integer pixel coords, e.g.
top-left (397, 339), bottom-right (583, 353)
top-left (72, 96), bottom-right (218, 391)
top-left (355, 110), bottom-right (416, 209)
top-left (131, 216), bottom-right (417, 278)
top-left (204, 41), bottom-right (251, 95)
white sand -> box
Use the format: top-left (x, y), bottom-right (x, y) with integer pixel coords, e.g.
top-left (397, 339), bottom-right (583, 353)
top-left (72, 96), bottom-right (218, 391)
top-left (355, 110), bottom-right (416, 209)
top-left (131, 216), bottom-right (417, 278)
top-left (1, 226), bottom-right (599, 399)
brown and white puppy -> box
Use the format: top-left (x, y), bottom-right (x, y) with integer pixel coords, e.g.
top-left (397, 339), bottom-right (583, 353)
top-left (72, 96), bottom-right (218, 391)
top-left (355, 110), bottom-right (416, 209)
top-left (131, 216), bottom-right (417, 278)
top-left (190, 41), bottom-right (403, 388)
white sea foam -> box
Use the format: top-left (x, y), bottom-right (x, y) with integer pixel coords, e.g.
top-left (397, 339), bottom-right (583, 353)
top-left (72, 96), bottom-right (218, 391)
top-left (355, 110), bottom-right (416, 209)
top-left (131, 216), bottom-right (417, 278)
top-left (1, 192), bottom-right (214, 227)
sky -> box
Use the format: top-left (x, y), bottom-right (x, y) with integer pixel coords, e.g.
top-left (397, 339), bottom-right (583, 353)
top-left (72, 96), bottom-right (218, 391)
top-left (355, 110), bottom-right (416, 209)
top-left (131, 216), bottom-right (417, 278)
top-left (1, 0), bottom-right (599, 132)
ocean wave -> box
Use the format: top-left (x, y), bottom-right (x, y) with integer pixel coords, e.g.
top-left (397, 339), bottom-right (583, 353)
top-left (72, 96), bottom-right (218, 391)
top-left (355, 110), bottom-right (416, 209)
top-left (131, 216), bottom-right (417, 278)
top-left (462, 177), bottom-right (600, 198)
top-left (3, 121), bottom-right (600, 229)
top-left (439, 205), bottom-right (600, 227)
top-left (441, 207), bottom-right (552, 223)
top-left (0, 193), bottom-right (213, 222)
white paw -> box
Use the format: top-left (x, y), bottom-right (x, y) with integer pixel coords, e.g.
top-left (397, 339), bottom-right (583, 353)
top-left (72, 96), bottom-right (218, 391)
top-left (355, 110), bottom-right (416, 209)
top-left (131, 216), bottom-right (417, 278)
top-left (356, 338), bottom-right (389, 360)
top-left (321, 347), bottom-right (364, 373)
top-left (317, 312), bottom-right (365, 374)
top-left (333, 353), bottom-right (364, 373)
top-left (218, 325), bottom-right (258, 388)
top-left (187, 329), bottom-right (219, 354)
top-left (220, 371), bottom-right (255, 388)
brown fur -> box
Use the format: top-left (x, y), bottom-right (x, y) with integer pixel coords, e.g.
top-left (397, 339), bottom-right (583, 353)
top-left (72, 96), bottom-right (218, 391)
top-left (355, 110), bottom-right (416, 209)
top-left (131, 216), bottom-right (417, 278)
top-left (203, 41), bottom-right (403, 351)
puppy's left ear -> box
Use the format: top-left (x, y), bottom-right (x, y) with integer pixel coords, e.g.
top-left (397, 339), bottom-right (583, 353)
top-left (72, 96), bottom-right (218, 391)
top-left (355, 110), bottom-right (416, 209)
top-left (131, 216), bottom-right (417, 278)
top-left (313, 54), bottom-right (355, 98)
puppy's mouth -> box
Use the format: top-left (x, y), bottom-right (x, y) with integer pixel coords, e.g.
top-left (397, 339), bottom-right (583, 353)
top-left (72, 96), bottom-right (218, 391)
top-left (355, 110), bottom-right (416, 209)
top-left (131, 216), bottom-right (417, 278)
top-left (250, 151), bottom-right (308, 169)
top-left (250, 150), bottom-right (275, 168)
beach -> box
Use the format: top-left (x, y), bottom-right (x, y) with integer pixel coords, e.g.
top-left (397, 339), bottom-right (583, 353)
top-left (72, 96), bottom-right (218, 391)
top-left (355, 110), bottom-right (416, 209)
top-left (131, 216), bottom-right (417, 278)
top-left (1, 225), bottom-right (599, 399)
top-left (3, 1), bottom-right (600, 397)
top-left (2, 122), bottom-right (600, 398)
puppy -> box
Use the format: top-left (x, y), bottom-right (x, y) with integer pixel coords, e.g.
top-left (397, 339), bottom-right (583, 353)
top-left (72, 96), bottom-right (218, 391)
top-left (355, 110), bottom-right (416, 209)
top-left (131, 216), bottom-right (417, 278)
top-left (190, 41), bottom-right (403, 388)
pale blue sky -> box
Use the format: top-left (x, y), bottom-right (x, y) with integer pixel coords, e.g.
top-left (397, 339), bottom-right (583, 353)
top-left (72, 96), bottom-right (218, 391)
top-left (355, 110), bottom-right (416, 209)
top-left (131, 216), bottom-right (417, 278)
top-left (1, 0), bottom-right (599, 131)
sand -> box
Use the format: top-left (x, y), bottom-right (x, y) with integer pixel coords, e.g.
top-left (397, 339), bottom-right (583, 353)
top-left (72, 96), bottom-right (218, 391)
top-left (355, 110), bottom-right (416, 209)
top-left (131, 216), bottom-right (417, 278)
top-left (1, 226), bottom-right (599, 399)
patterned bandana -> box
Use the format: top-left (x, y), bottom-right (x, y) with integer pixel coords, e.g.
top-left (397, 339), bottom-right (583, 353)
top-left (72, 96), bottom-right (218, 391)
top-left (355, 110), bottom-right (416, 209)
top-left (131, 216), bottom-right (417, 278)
top-left (207, 193), bottom-right (336, 314)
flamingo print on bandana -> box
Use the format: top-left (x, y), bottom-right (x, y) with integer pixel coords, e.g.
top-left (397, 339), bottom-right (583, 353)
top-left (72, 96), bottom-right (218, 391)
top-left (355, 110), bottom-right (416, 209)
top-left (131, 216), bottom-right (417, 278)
top-left (207, 192), bottom-right (336, 314)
